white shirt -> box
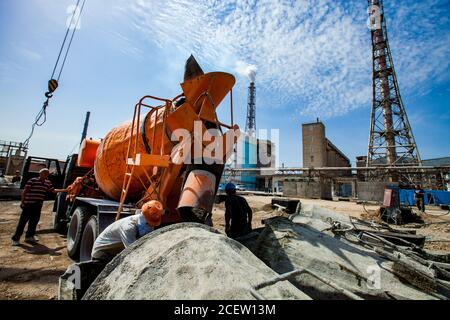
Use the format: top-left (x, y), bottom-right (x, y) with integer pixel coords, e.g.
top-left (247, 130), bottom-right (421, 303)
top-left (92, 213), bottom-right (154, 259)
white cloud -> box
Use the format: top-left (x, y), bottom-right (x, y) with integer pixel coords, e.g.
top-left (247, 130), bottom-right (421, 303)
top-left (117, 0), bottom-right (450, 118)
top-left (13, 43), bottom-right (43, 61)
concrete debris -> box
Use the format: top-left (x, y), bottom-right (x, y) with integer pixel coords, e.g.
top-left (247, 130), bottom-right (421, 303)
top-left (83, 223), bottom-right (311, 300)
top-left (250, 215), bottom-right (442, 299)
top-left (239, 203), bottom-right (450, 299)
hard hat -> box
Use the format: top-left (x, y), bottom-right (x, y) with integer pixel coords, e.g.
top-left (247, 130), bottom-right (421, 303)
top-left (225, 183), bottom-right (236, 192)
top-left (39, 168), bottom-right (50, 174)
top-left (141, 200), bottom-right (163, 227)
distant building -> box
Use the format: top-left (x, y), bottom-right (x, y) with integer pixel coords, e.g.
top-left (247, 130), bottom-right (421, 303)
top-left (422, 157), bottom-right (450, 167)
top-left (302, 120), bottom-right (350, 176)
top-left (0, 140), bottom-right (27, 176)
top-left (356, 155), bottom-right (368, 181)
top-left (257, 139), bottom-right (276, 168)
top-left (221, 136), bottom-right (277, 192)
top-left (423, 157), bottom-right (450, 191)
top-left (256, 139), bottom-right (276, 191)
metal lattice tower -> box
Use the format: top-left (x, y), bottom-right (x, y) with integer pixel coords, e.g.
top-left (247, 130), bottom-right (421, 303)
top-left (367, 0), bottom-right (422, 181)
top-left (245, 82), bottom-right (256, 136)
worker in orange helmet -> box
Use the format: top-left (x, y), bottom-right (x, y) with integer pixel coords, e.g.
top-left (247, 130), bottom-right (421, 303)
top-left (91, 200), bottom-right (163, 262)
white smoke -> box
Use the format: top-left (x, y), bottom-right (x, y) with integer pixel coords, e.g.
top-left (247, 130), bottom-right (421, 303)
top-left (235, 61), bottom-right (257, 83)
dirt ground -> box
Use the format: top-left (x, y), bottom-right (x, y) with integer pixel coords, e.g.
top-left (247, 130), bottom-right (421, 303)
top-left (0, 201), bottom-right (70, 300)
top-left (0, 196), bottom-right (449, 300)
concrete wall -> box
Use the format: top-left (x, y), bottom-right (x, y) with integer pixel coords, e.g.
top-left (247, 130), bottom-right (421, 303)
top-left (283, 180), bottom-right (332, 199)
top-left (285, 179), bottom-right (395, 202)
top-left (357, 181), bottom-right (398, 202)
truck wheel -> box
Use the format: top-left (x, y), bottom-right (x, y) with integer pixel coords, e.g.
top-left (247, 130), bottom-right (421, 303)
top-left (80, 216), bottom-right (98, 262)
top-left (67, 207), bottom-right (91, 261)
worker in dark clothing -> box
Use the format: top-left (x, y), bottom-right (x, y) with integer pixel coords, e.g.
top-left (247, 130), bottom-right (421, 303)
top-left (11, 170), bottom-right (21, 183)
top-left (11, 168), bottom-right (67, 246)
top-left (414, 185), bottom-right (426, 213)
top-left (224, 183), bottom-right (252, 239)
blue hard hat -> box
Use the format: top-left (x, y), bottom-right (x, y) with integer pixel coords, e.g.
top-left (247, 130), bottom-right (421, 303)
top-left (225, 183), bottom-right (236, 192)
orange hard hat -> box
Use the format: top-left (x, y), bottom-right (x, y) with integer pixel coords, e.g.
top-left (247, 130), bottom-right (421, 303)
top-left (141, 200), bottom-right (163, 227)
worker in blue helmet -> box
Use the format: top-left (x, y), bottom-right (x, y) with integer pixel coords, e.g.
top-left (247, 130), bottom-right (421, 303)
top-left (225, 183), bottom-right (236, 193)
top-left (224, 183), bottom-right (252, 239)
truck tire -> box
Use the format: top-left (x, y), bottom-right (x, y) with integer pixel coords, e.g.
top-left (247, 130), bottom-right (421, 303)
top-left (67, 207), bottom-right (91, 261)
top-left (79, 216), bottom-right (98, 262)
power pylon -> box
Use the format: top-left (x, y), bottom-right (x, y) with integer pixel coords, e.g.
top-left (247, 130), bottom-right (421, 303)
top-left (367, 0), bottom-right (422, 182)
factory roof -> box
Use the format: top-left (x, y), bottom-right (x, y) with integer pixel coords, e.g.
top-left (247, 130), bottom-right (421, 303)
top-left (422, 157), bottom-right (450, 167)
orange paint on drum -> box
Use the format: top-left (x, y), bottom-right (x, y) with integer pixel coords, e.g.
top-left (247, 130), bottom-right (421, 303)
top-left (94, 111), bottom-right (167, 201)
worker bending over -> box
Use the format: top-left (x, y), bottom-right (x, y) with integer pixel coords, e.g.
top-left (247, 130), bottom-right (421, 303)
top-left (91, 200), bottom-right (163, 262)
top-left (224, 183), bottom-right (253, 239)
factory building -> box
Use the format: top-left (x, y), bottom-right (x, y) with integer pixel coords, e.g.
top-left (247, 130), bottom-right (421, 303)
top-left (221, 135), bottom-right (276, 191)
top-left (302, 120), bottom-right (351, 176)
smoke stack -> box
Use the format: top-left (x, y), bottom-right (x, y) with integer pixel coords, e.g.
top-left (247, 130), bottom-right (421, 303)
top-left (247, 67), bottom-right (256, 83)
top-left (235, 61), bottom-right (257, 136)
top-left (245, 78), bottom-right (256, 136)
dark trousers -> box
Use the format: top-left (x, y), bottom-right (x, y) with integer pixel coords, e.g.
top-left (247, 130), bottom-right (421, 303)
top-left (228, 223), bottom-right (251, 239)
top-left (11, 202), bottom-right (43, 241)
top-left (416, 198), bottom-right (425, 213)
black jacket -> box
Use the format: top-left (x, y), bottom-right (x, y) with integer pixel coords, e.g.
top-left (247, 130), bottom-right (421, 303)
top-left (225, 194), bottom-right (252, 238)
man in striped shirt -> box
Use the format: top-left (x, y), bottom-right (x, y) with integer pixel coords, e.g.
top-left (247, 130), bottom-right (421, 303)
top-left (11, 168), bottom-right (67, 245)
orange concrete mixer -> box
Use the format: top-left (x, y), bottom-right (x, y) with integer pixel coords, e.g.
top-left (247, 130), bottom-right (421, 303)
top-left (72, 56), bottom-right (240, 225)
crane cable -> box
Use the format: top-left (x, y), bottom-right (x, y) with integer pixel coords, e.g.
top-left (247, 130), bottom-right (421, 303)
top-left (23, 0), bottom-right (87, 148)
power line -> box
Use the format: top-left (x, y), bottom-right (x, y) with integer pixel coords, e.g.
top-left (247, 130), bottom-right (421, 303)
top-left (23, 0), bottom-right (87, 148)
top-left (50, 0), bottom-right (81, 80)
top-left (57, 0), bottom-right (87, 82)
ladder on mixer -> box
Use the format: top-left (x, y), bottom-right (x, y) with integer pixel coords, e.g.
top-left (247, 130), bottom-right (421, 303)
top-left (116, 96), bottom-right (172, 220)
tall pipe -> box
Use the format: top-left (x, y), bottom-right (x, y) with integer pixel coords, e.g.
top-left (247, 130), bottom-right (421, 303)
top-left (80, 111), bottom-right (91, 144)
top-left (372, 0), bottom-right (396, 166)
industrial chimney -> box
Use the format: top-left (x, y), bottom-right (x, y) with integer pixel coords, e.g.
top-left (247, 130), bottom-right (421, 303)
top-left (245, 71), bottom-right (256, 137)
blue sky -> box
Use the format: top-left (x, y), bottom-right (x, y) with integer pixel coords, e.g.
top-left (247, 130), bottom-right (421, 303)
top-left (0, 0), bottom-right (449, 167)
